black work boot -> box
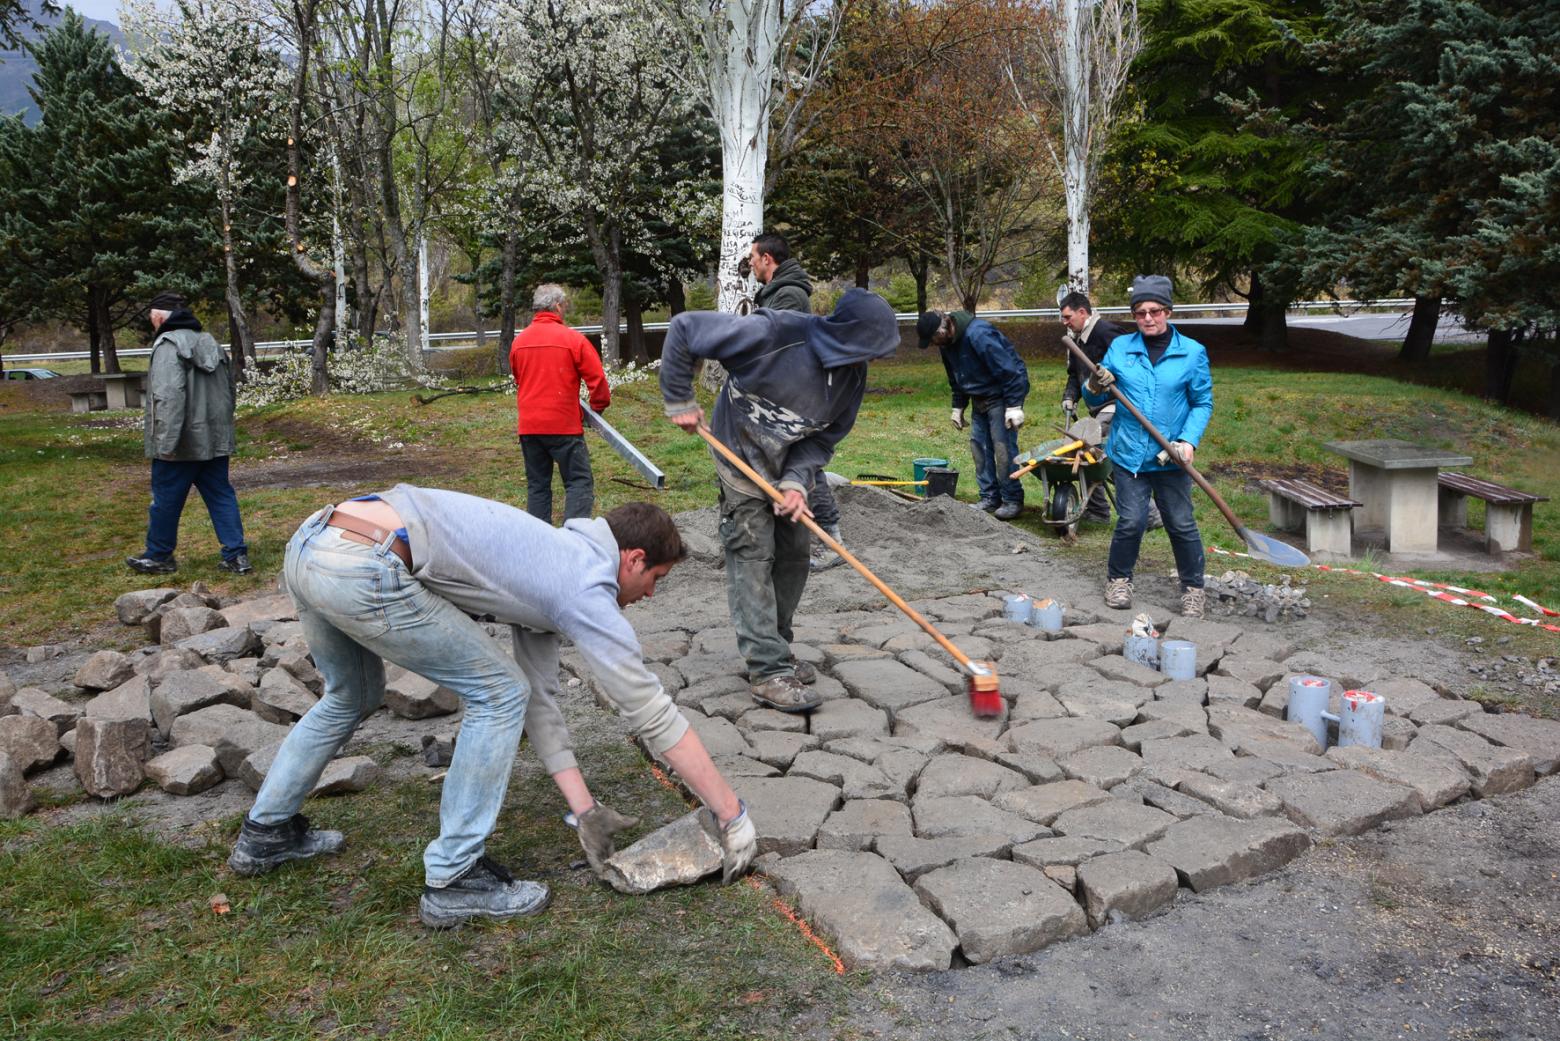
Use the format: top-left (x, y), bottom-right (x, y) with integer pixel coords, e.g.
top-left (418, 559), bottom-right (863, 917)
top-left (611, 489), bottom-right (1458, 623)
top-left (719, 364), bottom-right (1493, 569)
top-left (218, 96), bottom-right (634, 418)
top-left (419, 855), bottom-right (551, 929)
top-left (227, 813), bottom-right (345, 876)
top-left (219, 552), bottom-right (254, 575)
top-left (127, 555), bottom-right (178, 575)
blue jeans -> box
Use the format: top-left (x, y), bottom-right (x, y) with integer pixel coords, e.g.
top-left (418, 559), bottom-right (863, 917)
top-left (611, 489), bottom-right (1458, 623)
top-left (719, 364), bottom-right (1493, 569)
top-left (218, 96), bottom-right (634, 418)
top-left (969, 397), bottom-right (1023, 506)
top-left (250, 509), bottom-right (530, 886)
top-left (144, 457), bottom-right (247, 562)
top-left (1109, 468), bottom-right (1205, 589)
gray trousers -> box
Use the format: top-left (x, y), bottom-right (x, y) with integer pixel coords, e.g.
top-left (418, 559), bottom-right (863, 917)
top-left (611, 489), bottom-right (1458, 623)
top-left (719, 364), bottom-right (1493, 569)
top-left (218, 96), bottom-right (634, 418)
top-left (719, 487), bottom-right (810, 681)
top-left (521, 434), bottom-right (594, 523)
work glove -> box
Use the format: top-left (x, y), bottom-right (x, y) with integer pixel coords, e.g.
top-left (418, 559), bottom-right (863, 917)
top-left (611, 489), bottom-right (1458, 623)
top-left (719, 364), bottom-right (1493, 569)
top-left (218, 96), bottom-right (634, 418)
top-left (1156, 441), bottom-right (1195, 466)
top-left (950, 407), bottom-right (965, 430)
top-left (707, 801), bottom-right (756, 884)
top-left (1061, 397), bottom-right (1076, 415)
top-left (1086, 368), bottom-right (1115, 394)
top-left (1004, 406), bottom-right (1025, 430)
top-left (577, 802), bottom-right (639, 876)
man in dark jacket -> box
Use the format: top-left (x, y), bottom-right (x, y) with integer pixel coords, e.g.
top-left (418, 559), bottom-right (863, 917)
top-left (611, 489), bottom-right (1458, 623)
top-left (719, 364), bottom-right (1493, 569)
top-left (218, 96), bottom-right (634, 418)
top-left (1059, 291), bottom-right (1127, 522)
top-left (661, 289), bottom-right (900, 712)
top-left (509, 284), bottom-right (611, 523)
top-left (127, 291), bottom-right (251, 576)
top-left (745, 232), bottom-right (845, 572)
top-left (917, 309), bottom-right (1031, 520)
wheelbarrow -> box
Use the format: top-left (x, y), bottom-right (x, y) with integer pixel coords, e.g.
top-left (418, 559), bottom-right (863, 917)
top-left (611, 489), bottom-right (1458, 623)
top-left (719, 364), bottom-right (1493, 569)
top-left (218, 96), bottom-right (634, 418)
top-left (1010, 415), bottom-right (1112, 535)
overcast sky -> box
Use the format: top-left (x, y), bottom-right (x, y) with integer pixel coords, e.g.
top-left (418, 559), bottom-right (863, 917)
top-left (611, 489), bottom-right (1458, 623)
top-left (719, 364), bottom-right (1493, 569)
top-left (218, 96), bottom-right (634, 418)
top-left (63, 0), bottom-right (122, 25)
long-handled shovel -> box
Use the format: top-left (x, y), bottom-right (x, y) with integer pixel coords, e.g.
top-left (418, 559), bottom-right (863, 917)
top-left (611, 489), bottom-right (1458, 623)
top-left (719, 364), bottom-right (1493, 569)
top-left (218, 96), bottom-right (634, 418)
top-left (695, 425), bottom-right (1005, 717)
top-left (1061, 340), bottom-right (1310, 568)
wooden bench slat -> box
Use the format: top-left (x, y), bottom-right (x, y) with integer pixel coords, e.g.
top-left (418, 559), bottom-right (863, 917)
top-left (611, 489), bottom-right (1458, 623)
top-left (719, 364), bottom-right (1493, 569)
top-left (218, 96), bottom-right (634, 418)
top-left (1438, 472), bottom-right (1548, 505)
top-left (1259, 477), bottom-right (1361, 510)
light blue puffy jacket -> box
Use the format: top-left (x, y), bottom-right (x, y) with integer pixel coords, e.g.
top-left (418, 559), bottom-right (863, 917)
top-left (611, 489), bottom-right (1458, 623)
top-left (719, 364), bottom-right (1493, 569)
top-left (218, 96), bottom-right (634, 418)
top-left (1082, 326), bottom-right (1213, 474)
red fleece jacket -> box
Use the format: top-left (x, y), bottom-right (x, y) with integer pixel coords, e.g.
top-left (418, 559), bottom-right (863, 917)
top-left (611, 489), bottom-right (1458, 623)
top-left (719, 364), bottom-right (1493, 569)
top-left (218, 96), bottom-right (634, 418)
top-left (509, 312), bottom-right (611, 435)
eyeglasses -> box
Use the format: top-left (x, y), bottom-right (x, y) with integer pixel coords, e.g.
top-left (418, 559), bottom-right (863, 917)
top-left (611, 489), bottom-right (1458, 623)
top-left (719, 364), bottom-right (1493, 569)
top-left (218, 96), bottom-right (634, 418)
top-left (1132, 307), bottom-right (1169, 320)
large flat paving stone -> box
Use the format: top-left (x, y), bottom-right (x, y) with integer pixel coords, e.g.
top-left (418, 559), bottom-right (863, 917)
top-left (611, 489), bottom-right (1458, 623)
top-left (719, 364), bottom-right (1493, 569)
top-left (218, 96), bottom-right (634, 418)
top-left (1369, 677), bottom-right (1444, 717)
top-left (914, 859), bottom-right (1088, 964)
top-left (169, 703), bottom-right (290, 775)
top-left (911, 794), bottom-right (1050, 844)
top-left (1407, 698), bottom-right (1481, 727)
top-left (893, 695), bottom-right (1007, 747)
top-left (1075, 850), bottom-right (1179, 928)
top-left (1087, 656), bottom-right (1169, 689)
top-left (731, 776), bottom-right (841, 855)
top-left (1266, 769), bottom-right (1421, 836)
top-left (874, 832), bottom-right (1013, 882)
top-left (1455, 712), bottom-right (1560, 776)
top-left (746, 730), bottom-right (819, 770)
top-left (914, 753), bottom-right (1029, 799)
top-left (764, 850), bottom-right (958, 972)
top-left (789, 750), bottom-right (902, 801)
top-left (833, 659), bottom-right (950, 717)
top-left (808, 698), bottom-right (890, 742)
top-left (818, 799), bottom-right (914, 851)
top-left (1006, 716), bottom-right (1121, 758)
top-left (1138, 734), bottom-right (1233, 773)
top-left (1058, 745), bottom-right (1144, 789)
top-left (1324, 745), bottom-right (1471, 810)
top-left (1010, 835), bottom-right (1123, 869)
top-left (1214, 656), bottom-right (1285, 692)
top-left (994, 779), bottom-right (1112, 825)
top-left (1146, 814), bottom-right (1313, 892)
top-left (1408, 724), bottom-right (1536, 796)
top-left (1177, 774), bottom-right (1283, 819)
top-left (998, 638), bottom-right (1103, 687)
top-left (1051, 799), bottom-right (1177, 850)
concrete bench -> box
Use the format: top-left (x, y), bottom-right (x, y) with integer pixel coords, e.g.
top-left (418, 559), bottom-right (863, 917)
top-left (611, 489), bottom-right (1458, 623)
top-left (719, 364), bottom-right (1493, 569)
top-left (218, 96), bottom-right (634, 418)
top-left (1437, 472), bottom-right (1548, 554)
top-left (1260, 478), bottom-right (1361, 560)
top-left (68, 390), bottom-right (108, 413)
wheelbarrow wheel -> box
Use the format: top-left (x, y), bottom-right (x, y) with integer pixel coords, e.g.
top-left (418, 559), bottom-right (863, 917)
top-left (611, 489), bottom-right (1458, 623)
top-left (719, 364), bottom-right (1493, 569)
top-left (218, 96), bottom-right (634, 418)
top-left (1047, 483), bottom-right (1075, 524)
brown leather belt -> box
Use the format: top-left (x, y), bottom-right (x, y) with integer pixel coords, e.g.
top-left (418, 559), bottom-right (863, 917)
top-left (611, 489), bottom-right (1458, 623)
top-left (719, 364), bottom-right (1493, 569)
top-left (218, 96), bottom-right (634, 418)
top-left (326, 508), bottom-right (412, 567)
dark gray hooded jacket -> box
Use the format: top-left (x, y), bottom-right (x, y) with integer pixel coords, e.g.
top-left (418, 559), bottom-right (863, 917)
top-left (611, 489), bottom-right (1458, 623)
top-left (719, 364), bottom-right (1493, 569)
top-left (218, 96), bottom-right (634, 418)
top-left (143, 312), bottom-right (236, 461)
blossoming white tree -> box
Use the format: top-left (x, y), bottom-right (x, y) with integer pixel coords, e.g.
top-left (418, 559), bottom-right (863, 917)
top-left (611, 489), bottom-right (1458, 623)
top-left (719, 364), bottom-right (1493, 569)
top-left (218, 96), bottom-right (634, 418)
top-left (122, 0), bottom-right (290, 366)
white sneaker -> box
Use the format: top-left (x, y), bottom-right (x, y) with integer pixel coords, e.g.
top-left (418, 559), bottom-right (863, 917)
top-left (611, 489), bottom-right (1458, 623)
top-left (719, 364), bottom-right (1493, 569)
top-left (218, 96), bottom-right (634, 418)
top-left (1105, 577), bottom-right (1133, 609)
top-left (1181, 586), bottom-right (1206, 618)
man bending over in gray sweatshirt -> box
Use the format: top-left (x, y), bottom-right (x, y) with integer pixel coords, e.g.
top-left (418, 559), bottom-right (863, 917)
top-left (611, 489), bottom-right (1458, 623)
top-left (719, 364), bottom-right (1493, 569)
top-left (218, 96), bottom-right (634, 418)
top-left (227, 489), bottom-right (755, 928)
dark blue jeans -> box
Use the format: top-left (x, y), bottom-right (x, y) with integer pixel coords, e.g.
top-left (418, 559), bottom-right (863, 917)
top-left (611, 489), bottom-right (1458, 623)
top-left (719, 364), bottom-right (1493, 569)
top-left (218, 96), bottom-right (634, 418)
top-left (808, 478), bottom-right (840, 530)
top-left (144, 456), bottom-right (247, 562)
top-left (521, 434), bottom-right (594, 523)
top-left (969, 397), bottom-right (1023, 506)
top-left (1109, 467), bottom-right (1204, 589)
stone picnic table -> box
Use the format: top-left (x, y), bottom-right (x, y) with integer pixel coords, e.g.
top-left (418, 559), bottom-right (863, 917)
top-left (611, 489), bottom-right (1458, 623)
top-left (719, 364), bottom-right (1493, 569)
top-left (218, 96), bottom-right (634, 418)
top-left (95, 371), bottom-right (146, 409)
top-left (1324, 439), bottom-right (1472, 556)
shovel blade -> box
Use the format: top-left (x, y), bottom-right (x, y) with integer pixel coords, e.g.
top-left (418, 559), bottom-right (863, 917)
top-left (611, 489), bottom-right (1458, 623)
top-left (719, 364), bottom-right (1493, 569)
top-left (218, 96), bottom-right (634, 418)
top-left (1240, 528), bottom-right (1311, 568)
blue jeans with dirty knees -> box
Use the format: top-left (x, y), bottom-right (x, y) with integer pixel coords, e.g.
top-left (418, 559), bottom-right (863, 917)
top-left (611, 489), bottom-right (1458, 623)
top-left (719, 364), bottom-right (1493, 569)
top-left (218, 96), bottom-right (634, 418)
top-left (1109, 468), bottom-right (1205, 589)
top-left (969, 397), bottom-right (1023, 507)
top-left (719, 487), bottom-right (810, 682)
top-left (250, 509), bottom-right (530, 886)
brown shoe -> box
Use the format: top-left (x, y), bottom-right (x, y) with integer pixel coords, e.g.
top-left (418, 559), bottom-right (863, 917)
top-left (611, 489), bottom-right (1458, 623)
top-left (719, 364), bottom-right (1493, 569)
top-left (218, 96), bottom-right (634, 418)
top-left (750, 674), bottom-right (821, 713)
top-left (791, 658), bottom-right (817, 684)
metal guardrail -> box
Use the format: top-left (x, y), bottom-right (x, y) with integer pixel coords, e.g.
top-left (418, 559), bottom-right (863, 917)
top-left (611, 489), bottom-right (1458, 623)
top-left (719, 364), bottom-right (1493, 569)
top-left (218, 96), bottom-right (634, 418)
top-left (2, 298), bottom-right (1419, 363)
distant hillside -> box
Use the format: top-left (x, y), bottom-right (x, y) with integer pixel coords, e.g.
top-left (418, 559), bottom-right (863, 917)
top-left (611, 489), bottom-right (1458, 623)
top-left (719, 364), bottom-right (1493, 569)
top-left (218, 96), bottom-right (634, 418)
top-left (1, 1), bottom-right (126, 124)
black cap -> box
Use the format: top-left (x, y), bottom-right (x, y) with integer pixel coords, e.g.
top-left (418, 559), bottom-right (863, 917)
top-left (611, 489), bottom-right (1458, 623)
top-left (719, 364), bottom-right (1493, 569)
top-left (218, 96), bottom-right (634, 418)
top-left (916, 310), bottom-right (945, 349)
top-left (146, 291), bottom-right (187, 313)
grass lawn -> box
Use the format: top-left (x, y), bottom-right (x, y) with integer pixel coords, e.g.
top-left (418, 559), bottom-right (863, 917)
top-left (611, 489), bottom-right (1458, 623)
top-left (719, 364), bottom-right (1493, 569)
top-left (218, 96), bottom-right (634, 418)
top-left (2, 333), bottom-right (1559, 1038)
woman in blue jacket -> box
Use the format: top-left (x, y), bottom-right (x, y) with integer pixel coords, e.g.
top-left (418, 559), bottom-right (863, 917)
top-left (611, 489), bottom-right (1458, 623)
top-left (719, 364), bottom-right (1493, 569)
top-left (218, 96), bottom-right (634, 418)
top-left (1082, 276), bottom-right (1212, 618)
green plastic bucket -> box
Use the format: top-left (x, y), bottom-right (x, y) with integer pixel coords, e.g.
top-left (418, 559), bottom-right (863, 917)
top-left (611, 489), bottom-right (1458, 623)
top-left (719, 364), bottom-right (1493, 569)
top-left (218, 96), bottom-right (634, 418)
top-left (912, 457), bottom-right (949, 497)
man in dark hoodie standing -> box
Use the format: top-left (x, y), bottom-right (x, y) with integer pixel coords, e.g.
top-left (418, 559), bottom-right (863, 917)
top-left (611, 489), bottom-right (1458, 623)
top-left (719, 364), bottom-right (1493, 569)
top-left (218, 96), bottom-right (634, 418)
top-left (745, 233), bottom-right (844, 572)
top-left (1059, 290), bottom-right (1128, 522)
top-left (917, 308), bottom-right (1031, 520)
top-left (661, 289), bottom-right (900, 712)
top-left (127, 291), bottom-right (251, 576)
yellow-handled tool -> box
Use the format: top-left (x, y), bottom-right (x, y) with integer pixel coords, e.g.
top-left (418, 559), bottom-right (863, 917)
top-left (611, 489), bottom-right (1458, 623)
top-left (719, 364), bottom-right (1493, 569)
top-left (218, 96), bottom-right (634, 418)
top-left (849, 479), bottom-right (927, 487)
top-left (1010, 439), bottom-right (1086, 480)
top-left (696, 425), bottom-right (1003, 717)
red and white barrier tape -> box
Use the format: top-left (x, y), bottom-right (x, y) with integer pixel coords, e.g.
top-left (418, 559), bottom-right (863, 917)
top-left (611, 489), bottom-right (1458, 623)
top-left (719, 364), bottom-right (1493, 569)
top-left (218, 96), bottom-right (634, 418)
top-left (1207, 544), bottom-right (1560, 635)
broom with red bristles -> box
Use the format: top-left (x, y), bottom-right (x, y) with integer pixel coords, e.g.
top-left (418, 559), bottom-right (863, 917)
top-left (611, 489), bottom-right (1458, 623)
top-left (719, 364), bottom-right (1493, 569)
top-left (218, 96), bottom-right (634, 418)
top-left (696, 425), bottom-right (1004, 718)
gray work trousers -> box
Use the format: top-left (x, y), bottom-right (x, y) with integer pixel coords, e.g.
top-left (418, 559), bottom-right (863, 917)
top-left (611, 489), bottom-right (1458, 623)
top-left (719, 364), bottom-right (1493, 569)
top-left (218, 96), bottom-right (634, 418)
top-left (719, 486), bottom-right (810, 682)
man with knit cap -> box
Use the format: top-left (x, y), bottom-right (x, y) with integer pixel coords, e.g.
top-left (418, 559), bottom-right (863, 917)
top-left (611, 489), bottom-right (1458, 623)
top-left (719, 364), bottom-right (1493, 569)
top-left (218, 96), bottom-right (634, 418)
top-left (127, 290), bottom-right (251, 576)
top-left (660, 289), bottom-right (901, 713)
top-left (509, 284), bottom-right (611, 523)
top-left (916, 307), bottom-right (1031, 520)
top-left (1082, 275), bottom-right (1213, 618)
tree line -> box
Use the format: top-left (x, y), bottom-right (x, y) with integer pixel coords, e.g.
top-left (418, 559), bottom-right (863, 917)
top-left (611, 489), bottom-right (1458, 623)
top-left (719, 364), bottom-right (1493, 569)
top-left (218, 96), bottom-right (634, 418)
top-left (0, 0), bottom-right (1554, 411)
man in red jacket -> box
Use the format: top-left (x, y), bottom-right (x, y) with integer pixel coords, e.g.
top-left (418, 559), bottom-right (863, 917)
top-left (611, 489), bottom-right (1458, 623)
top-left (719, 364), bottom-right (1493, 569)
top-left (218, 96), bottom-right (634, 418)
top-left (509, 284), bottom-right (611, 522)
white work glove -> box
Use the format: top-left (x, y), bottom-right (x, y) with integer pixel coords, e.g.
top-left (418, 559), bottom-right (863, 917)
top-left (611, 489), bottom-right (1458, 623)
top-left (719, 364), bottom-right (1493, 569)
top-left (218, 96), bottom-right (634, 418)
top-left (577, 802), bottom-right (639, 876)
top-left (950, 407), bottom-right (965, 430)
top-left (1004, 406), bottom-right (1025, 430)
top-left (708, 801), bottom-right (756, 884)
top-left (1156, 441), bottom-right (1195, 466)
top-left (1061, 397), bottom-right (1076, 414)
top-left (1086, 368), bottom-right (1116, 394)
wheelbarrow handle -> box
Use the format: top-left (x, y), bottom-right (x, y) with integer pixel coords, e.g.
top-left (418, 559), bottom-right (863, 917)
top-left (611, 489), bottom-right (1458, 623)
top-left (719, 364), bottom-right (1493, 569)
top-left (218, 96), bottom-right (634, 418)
top-left (1059, 339), bottom-right (1246, 537)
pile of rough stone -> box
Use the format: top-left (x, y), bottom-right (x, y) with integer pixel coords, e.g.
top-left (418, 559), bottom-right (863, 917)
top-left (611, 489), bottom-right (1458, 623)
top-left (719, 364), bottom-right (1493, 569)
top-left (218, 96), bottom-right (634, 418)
top-left (1204, 569), bottom-right (1310, 622)
top-left (614, 592), bottom-right (1560, 972)
top-left (0, 583), bottom-right (460, 820)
